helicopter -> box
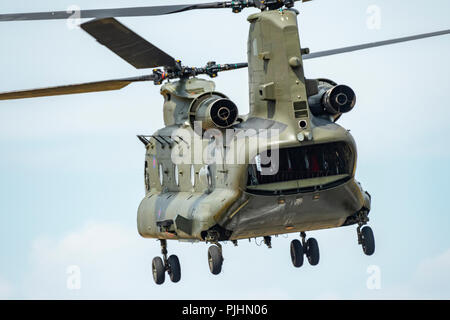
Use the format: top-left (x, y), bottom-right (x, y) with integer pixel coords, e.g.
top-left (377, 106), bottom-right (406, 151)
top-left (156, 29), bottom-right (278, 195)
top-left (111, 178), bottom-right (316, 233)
top-left (0, 0), bottom-right (449, 286)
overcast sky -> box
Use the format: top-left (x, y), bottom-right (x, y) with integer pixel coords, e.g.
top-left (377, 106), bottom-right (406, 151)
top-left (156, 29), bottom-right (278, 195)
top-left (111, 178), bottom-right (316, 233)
top-left (0, 0), bottom-right (449, 299)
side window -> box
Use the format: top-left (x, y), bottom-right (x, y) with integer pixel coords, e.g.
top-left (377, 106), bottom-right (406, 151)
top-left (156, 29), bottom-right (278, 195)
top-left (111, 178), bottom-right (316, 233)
top-left (190, 164), bottom-right (196, 187)
top-left (174, 164), bottom-right (179, 186)
top-left (144, 161), bottom-right (150, 191)
top-left (159, 163), bottom-right (164, 186)
top-left (199, 165), bottom-right (213, 190)
top-left (206, 165), bottom-right (212, 188)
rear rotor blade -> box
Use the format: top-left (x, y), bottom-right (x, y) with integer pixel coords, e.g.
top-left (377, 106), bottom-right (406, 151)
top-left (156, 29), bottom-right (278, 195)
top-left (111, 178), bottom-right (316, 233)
top-left (0, 2), bottom-right (230, 22)
top-left (304, 29), bottom-right (450, 60)
top-left (0, 75), bottom-right (153, 101)
top-left (81, 18), bottom-right (176, 69)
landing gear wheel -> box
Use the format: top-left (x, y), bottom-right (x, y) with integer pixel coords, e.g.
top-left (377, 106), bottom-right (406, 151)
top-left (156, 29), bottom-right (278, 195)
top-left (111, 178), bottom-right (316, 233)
top-left (290, 239), bottom-right (304, 268)
top-left (168, 255), bottom-right (181, 283)
top-left (361, 226), bottom-right (375, 256)
top-left (208, 245), bottom-right (223, 275)
top-left (306, 238), bottom-right (320, 266)
top-left (152, 256), bottom-right (165, 285)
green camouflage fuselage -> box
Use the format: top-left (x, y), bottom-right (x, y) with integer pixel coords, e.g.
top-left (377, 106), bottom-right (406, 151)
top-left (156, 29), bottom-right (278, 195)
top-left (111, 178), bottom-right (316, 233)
top-left (137, 9), bottom-right (371, 241)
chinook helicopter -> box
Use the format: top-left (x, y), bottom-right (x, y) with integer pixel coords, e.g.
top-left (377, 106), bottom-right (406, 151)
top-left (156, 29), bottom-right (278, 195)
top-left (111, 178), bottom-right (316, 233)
top-left (1, 0), bottom-right (449, 285)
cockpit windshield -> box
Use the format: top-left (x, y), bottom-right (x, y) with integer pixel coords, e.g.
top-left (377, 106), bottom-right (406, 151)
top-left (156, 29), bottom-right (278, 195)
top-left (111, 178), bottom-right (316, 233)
top-left (247, 142), bottom-right (354, 186)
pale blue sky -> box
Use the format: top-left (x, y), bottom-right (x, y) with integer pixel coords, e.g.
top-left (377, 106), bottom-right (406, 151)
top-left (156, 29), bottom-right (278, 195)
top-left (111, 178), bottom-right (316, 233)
top-left (0, 0), bottom-right (449, 299)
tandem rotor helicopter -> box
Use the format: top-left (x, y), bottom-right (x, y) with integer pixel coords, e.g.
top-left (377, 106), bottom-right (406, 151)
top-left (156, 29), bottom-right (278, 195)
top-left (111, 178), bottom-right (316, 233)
top-left (1, 0), bottom-right (449, 285)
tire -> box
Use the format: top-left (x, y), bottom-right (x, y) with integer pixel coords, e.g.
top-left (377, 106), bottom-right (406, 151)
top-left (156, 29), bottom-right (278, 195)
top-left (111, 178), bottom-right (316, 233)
top-left (168, 255), bottom-right (181, 283)
top-left (152, 256), bottom-right (165, 285)
top-left (290, 239), bottom-right (304, 268)
top-left (361, 226), bottom-right (375, 256)
top-left (306, 238), bottom-right (320, 266)
top-left (208, 245), bottom-right (223, 275)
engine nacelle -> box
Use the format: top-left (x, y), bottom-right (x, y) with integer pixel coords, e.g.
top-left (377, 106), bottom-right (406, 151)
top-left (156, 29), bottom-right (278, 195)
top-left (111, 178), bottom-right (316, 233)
top-left (322, 84), bottom-right (356, 114)
top-left (189, 92), bottom-right (239, 130)
top-left (308, 80), bottom-right (356, 120)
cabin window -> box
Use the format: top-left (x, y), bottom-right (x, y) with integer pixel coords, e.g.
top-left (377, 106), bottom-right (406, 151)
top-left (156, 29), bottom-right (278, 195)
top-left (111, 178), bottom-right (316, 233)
top-left (199, 165), bottom-right (213, 189)
top-left (247, 142), bottom-right (354, 186)
top-left (174, 164), bottom-right (179, 186)
top-left (207, 165), bottom-right (212, 188)
top-left (159, 163), bottom-right (164, 186)
top-left (252, 38), bottom-right (258, 56)
top-left (144, 161), bottom-right (150, 191)
top-left (190, 165), bottom-right (196, 187)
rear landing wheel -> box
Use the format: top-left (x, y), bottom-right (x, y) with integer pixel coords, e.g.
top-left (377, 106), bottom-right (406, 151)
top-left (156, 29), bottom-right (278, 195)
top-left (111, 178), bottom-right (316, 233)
top-left (361, 226), bottom-right (375, 256)
top-left (152, 256), bottom-right (165, 285)
top-left (168, 255), bottom-right (181, 283)
top-left (306, 238), bottom-right (320, 266)
top-left (208, 245), bottom-right (223, 275)
top-left (290, 239), bottom-right (304, 268)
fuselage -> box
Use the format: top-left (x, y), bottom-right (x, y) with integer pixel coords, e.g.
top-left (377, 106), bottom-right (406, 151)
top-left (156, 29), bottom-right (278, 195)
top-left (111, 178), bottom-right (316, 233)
top-left (137, 114), bottom-right (371, 241)
top-left (137, 8), bottom-right (371, 242)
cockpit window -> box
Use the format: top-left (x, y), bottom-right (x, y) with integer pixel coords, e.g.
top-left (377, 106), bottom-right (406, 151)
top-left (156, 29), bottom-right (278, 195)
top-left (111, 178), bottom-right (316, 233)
top-left (247, 142), bottom-right (354, 186)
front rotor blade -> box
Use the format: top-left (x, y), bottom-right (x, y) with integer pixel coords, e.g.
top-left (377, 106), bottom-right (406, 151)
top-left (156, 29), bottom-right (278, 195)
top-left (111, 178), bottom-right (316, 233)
top-left (304, 29), bottom-right (450, 60)
top-left (0, 75), bottom-right (153, 101)
top-left (81, 18), bottom-right (176, 69)
top-left (0, 2), bottom-right (229, 22)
